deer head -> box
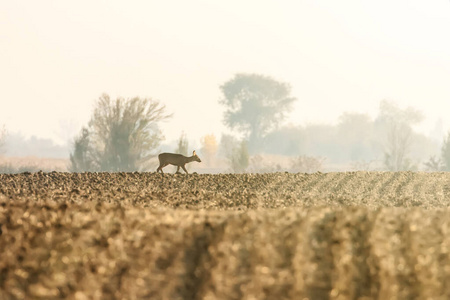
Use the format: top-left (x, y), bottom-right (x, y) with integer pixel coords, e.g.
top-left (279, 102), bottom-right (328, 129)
top-left (193, 150), bottom-right (201, 162)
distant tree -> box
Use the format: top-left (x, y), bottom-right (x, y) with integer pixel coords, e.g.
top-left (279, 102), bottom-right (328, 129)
top-left (175, 132), bottom-right (189, 156)
top-left (219, 73), bottom-right (296, 153)
top-left (291, 155), bottom-right (325, 173)
top-left (423, 156), bottom-right (444, 172)
top-left (219, 134), bottom-right (235, 161)
top-left (263, 125), bottom-right (305, 156)
top-left (441, 131), bottom-right (450, 171)
top-left (220, 134), bottom-right (249, 173)
top-left (376, 100), bottom-right (423, 171)
top-left (172, 132), bottom-right (189, 173)
top-left (0, 133), bottom-right (69, 159)
top-left (70, 127), bottom-right (95, 172)
top-left (248, 154), bottom-right (282, 173)
top-left (230, 140), bottom-right (249, 173)
top-left (336, 113), bottom-right (376, 162)
top-left (200, 134), bottom-right (218, 167)
top-left (70, 94), bottom-right (171, 172)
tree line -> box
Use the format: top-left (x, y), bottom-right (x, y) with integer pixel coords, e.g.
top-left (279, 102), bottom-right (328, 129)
top-left (1, 73), bottom-right (448, 173)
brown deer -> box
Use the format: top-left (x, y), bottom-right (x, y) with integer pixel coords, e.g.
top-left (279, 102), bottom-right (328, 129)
top-left (156, 150), bottom-right (201, 174)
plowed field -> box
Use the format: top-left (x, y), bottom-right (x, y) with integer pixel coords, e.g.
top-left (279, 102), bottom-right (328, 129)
top-left (1, 171), bottom-right (450, 299)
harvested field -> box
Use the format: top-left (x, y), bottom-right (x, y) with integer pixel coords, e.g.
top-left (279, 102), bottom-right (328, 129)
top-left (1, 171), bottom-right (450, 299)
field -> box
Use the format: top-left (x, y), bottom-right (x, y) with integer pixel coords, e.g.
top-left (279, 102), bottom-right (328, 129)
top-left (2, 171), bottom-right (450, 299)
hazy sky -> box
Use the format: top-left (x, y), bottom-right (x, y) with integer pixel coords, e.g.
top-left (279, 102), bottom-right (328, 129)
top-left (1, 0), bottom-right (450, 148)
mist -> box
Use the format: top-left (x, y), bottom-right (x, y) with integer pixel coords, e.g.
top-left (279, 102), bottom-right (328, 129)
top-left (0, 96), bottom-right (443, 173)
top-left (1, 1), bottom-right (450, 172)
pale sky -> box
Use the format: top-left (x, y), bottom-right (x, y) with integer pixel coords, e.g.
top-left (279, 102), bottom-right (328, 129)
top-left (1, 0), bottom-right (450, 149)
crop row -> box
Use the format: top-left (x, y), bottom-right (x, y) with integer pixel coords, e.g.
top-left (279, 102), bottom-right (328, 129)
top-left (1, 171), bottom-right (450, 209)
top-left (2, 171), bottom-right (450, 299)
top-left (2, 199), bottom-right (450, 299)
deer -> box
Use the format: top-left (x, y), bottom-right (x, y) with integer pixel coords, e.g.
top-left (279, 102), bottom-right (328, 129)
top-left (156, 150), bottom-right (201, 174)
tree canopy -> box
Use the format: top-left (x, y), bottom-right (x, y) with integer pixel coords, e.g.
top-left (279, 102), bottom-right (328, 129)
top-left (219, 73), bottom-right (296, 152)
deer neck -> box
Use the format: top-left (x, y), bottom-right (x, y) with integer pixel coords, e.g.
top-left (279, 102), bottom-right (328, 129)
top-left (186, 155), bottom-right (196, 163)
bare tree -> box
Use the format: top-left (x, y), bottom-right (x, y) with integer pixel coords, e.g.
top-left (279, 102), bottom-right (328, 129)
top-left (175, 132), bottom-right (189, 156)
top-left (377, 100), bottom-right (423, 171)
top-left (423, 155), bottom-right (444, 171)
top-left (220, 134), bottom-right (249, 173)
top-left (70, 94), bottom-right (172, 172)
top-left (230, 140), bottom-right (249, 173)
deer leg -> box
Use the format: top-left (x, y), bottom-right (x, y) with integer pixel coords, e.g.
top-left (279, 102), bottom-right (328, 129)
top-left (175, 166), bottom-right (181, 174)
top-left (181, 165), bottom-right (189, 174)
top-left (157, 163), bottom-right (168, 174)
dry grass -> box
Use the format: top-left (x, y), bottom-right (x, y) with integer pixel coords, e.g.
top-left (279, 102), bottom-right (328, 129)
top-left (1, 172), bottom-right (450, 299)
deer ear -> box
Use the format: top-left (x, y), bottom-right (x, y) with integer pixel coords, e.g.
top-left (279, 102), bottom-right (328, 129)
top-left (193, 150), bottom-right (196, 155)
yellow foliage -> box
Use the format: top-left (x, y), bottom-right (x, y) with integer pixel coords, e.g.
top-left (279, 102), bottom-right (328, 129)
top-left (200, 134), bottom-right (218, 167)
